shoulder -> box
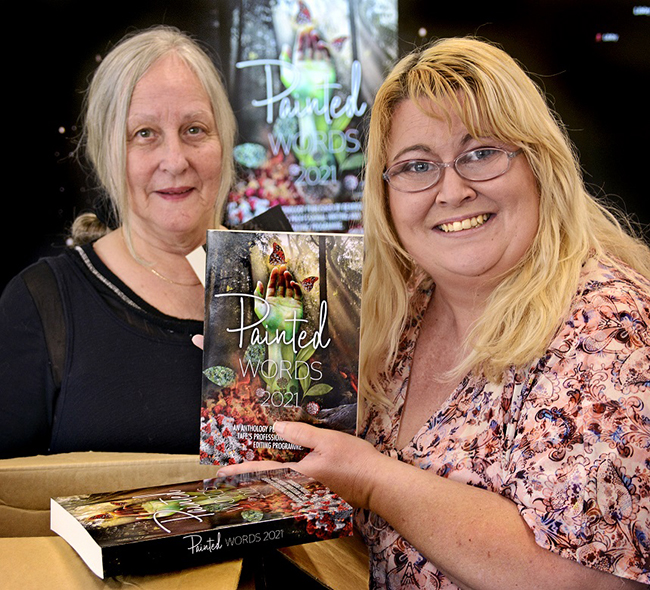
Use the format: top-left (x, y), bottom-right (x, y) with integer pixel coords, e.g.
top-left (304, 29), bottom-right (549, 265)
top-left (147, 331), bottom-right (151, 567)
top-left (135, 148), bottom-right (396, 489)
top-left (507, 258), bottom-right (650, 582)
top-left (2, 251), bottom-right (74, 303)
top-left (558, 257), bottom-right (650, 348)
top-left (536, 256), bottom-right (650, 403)
top-left (574, 256), bottom-right (650, 315)
top-left (0, 251), bottom-right (82, 341)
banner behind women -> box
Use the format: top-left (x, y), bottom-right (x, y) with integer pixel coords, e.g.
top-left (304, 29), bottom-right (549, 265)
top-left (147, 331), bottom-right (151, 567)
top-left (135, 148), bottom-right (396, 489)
top-left (215, 0), bottom-right (398, 232)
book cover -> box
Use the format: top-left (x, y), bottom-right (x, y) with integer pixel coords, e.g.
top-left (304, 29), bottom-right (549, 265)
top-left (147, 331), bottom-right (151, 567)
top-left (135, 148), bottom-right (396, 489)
top-left (201, 229), bottom-right (363, 465)
top-left (50, 468), bottom-right (353, 579)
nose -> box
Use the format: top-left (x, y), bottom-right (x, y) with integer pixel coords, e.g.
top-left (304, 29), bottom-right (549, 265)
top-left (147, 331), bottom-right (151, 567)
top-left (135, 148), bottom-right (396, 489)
top-left (435, 165), bottom-right (477, 207)
top-left (159, 134), bottom-right (190, 175)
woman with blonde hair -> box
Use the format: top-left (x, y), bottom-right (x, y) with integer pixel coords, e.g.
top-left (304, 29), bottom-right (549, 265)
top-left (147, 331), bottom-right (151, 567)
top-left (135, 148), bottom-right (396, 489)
top-left (218, 37), bottom-right (649, 589)
top-left (0, 26), bottom-right (236, 457)
top-left (361, 36), bottom-right (650, 394)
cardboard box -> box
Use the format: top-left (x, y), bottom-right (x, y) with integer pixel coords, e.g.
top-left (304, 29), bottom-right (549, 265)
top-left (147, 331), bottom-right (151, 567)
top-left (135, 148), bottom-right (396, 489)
top-left (0, 452), bottom-right (368, 589)
top-left (0, 536), bottom-right (243, 590)
top-left (0, 452), bottom-right (218, 537)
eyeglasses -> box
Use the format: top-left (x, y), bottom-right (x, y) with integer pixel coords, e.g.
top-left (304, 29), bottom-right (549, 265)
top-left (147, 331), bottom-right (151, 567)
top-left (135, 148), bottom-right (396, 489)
top-left (383, 147), bottom-right (523, 193)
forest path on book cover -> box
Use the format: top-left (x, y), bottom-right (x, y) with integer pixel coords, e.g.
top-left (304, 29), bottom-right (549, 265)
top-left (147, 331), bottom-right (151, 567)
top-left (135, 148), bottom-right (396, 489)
top-left (201, 231), bottom-right (362, 465)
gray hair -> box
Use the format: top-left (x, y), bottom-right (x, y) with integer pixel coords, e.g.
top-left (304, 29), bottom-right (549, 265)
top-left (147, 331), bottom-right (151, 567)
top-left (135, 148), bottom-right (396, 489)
top-left (72, 25), bottom-right (236, 244)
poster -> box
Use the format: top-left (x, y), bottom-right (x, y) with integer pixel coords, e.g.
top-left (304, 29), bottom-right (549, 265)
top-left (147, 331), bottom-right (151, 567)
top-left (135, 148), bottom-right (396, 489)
top-left (216, 0), bottom-right (398, 232)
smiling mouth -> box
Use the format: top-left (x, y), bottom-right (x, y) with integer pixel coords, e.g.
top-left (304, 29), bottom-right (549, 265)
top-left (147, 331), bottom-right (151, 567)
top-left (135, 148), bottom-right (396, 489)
top-left (438, 214), bottom-right (491, 233)
top-left (157, 187), bottom-right (194, 198)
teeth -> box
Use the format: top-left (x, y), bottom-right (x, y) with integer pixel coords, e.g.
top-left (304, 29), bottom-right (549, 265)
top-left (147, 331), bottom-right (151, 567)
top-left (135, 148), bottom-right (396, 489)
top-left (439, 214), bottom-right (490, 233)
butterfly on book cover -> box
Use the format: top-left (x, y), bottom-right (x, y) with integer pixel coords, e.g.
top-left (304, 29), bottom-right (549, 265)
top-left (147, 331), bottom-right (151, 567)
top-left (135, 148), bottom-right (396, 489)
top-left (300, 276), bottom-right (318, 292)
top-left (269, 242), bottom-right (286, 265)
top-left (268, 242), bottom-right (318, 292)
top-left (296, 1), bottom-right (311, 25)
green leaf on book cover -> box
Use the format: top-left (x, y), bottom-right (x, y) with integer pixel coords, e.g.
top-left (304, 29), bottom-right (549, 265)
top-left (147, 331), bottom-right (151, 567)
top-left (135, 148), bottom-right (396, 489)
top-left (340, 152), bottom-right (365, 171)
top-left (296, 343), bottom-right (316, 364)
top-left (203, 366), bottom-right (236, 388)
top-left (297, 362), bottom-right (311, 393)
top-left (303, 383), bottom-right (333, 398)
top-left (241, 509), bottom-right (264, 522)
top-left (244, 342), bottom-right (266, 366)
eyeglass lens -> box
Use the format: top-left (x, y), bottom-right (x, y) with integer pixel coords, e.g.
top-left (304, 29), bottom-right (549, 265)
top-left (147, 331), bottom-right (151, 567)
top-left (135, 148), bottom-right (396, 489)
top-left (386, 148), bottom-right (518, 192)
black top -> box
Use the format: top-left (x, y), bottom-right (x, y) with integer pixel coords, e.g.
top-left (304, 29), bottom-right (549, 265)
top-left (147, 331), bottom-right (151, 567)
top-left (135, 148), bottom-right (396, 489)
top-left (0, 243), bottom-right (204, 458)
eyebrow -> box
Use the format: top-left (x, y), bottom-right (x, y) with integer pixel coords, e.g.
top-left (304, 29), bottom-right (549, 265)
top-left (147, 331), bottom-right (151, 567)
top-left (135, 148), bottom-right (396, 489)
top-left (389, 134), bottom-right (476, 163)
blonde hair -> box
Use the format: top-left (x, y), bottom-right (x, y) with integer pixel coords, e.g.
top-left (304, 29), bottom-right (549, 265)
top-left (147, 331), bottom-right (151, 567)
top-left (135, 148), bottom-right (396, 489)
top-left (360, 37), bottom-right (650, 404)
top-left (71, 25), bottom-right (236, 246)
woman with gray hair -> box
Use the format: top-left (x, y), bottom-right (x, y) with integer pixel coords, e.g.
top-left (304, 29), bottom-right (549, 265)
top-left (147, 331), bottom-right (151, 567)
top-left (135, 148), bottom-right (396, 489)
top-left (218, 37), bottom-right (649, 588)
top-left (0, 26), bottom-right (236, 457)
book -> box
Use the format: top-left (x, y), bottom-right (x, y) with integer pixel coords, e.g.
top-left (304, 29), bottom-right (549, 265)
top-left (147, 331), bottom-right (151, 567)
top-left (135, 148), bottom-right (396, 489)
top-left (200, 229), bottom-right (363, 465)
top-left (187, 206), bottom-right (294, 288)
top-left (50, 468), bottom-right (353, 579)
top-left (236, 204), bottom-right (294, 232)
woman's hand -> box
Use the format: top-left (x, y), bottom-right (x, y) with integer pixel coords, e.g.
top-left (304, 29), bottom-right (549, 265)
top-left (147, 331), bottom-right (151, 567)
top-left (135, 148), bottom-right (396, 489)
top-left (217, 421), bottom-right (389, 509)
top-left (214, 420), bottom-right (643, 590)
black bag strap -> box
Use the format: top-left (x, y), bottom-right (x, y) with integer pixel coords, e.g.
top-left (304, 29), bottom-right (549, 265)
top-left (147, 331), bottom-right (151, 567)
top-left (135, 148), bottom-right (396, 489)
top-left (22, 261), bottom-right (66, 390)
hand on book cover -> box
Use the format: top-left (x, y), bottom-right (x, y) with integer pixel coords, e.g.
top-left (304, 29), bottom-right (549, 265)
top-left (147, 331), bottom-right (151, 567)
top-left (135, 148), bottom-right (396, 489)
top-left (280, 26), bottom-right (336, 103)
top-left (254, 264), bottom-right (304, 395)
top-left (279, 25), bottom-right (351, 169)
top-left (217, 420), bottom-right (388, 510)
top-left (254, 264), bottom-right (304, 338)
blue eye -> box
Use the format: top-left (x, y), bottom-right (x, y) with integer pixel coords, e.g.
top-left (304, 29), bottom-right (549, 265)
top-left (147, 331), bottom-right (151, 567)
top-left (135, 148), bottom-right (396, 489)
top-left (401, 160), bottom-right (436, 174)
top-left (463, 148), bottom-right (500, 163)
top-left (410, 161), bottom-right (432, 172)
top-left (383, 159), bottom-right (442, 191)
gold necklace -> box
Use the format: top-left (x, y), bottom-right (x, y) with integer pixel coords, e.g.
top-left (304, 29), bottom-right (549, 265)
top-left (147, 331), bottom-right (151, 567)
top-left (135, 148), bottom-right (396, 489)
top-left (121, 229), bottom-right (201, 287)
top-left (148, 267), bottom-right (201, 287)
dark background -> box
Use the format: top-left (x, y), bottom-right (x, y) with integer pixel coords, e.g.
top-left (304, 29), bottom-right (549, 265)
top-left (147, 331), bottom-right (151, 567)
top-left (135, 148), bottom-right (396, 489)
top-left (7, 0), bottom-right (648, 293)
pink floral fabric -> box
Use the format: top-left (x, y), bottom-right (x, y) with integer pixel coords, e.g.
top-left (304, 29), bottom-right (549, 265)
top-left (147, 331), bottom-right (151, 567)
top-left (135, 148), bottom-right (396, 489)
top-left (356, 258), bottom-right (650, 588)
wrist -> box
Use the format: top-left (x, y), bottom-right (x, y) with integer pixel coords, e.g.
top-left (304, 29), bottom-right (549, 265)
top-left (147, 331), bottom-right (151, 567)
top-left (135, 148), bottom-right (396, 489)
top-left (358, 449), bottom-right (403, 512)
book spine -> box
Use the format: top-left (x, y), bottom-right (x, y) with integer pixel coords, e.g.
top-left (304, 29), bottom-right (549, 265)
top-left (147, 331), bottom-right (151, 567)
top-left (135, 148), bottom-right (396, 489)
top-left (102, 517), bottom-right (351, 577)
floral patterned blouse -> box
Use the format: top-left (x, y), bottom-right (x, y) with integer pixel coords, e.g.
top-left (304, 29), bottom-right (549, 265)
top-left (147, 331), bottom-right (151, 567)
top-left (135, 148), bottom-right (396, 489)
top-left (356, 257), bottom-right (650, 588)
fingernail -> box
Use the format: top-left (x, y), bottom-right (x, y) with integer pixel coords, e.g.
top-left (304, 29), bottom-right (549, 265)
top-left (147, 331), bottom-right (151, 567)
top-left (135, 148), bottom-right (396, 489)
top-left (273, 421), bottom-right (285, 435)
